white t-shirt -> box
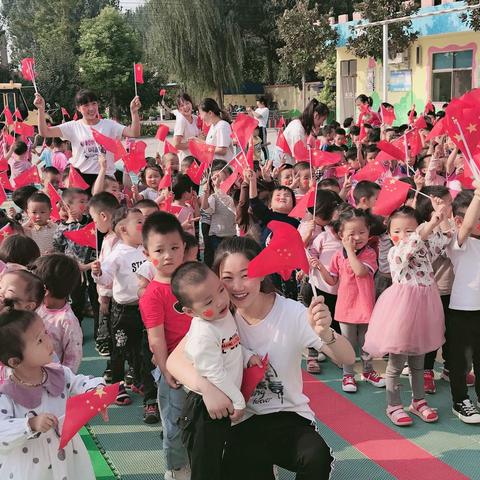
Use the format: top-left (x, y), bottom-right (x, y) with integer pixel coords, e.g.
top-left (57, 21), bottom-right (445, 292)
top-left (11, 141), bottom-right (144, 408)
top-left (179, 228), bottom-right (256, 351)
top-left (137, 260), bottom-right (156, 281)
top-left (281, 119), bottom-right (306, 165)
top-left (59, 119), bottom-right (125, 175)
top-left (448, 233), bottom-right (480, 310)
top-left (173, 111), bottom-right (200, 161)
top-left (234, 294), bottom-right (323, 422)
top-left (185, 311), bottom-right (248, 410)
top-left (206, 120), bottom-right (234, 162)
top-left (93, 242), bottom-right (146, 304)
top-left (140, 187), bottom-right (159, 201)
top-left (255, 107), bottom-right (269, 129)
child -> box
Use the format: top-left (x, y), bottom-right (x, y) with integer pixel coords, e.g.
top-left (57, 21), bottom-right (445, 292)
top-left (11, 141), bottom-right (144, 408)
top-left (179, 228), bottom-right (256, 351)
top-left (92, 207), bottom-right (146, 406)
top-left (171, 262), bottom-right (261, 479)
top-left (364, 205), bottom-right (450, 425)
top-left (446, 186), bottom-right (480, 423)
top-left (92, 154), bottom-right (123, 203)
top-left (180, 155), bottom-right (196, 175)
top-left (250, 127), bottom-right (263, 162)
top-left (6, 140), bottom-right (31, 181)
top-left (0, 234), bottom-right (40, 271)
top-left (23, 192), bottom-right (57, 255)
top-left (133, 165), bottom-right (163, 202)
top-left (51, 137), bottom-right (68, 173)
top-left (163, 152), bottom-right (180, 174)
top-left (33, 254), bottom-right (83, 373)
top-left (172, 174), bottom-right (199, 236)
top-left (353, 181), bottom-right (381, 210)
top-left (139, 212), bottom-right (191, 479)
top-left (135, 198), bottom-right (160, 217)
top-left (0, 309), bottom-right (105, 479)
top-left (333, 128), bottom-right (348, 152)
top-left (276, 164), bottom-right (294, 187)
top-left (317, 207), bottom-right (384, 392)
top-left (42, 166), bottom-right (61, 189)
top-left (293, 161), bottom-right (311, 198)
top-left (11, 185), bottom-right (38, 224)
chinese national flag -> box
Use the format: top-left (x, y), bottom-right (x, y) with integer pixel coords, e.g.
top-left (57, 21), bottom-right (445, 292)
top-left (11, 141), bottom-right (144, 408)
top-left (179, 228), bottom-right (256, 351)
top-left (381, 105), bottom-right (396, 125)
top-left (124, 141), bottom-right (146, 174)
top-left (219, 169), bottom-right (239, 195)
top-left (3, 107), bottom-right (13, 126)
top-left (424, 101), bottom-right (435, 114)
top-left (293, 140), bottom-right (309, 162)
top-left (91, 129), bottom-right (126, 160)
top-left (188, 139), bottom-right (215, 165)
top-left (276, 130), bottom-right (292, 156)
top-left (68, 167), bottom-right (89, 190)
top-left (353, 160), bottom-right (385, 182)
top-left (413, 115), bottom-right (428, 130)
top-left (61, 107), bottom-right (70, 119)
top-left (288, 185), bottom-right (316, 218)
top-left (311, 150), bottom-right (343, 168)
top-left (21, 58), bottom-right (35, 81)
top-left (155, 124), bottom-right (170, 142)
top-left (4, 132), bottom-right (14, 146)
top-left (64, 222), bottom-right (97, 249)
top-left (372, 178), bottom-right (411, 217)
top-left (241, 354), bottom-right (269, 402)
top-left (164, 140), bottom-right (178, 155)
top-left (59, 383), bottom-right (119, 449)
top-left (377, 140), bottom-right (404, 161)
top-left (276, 116), bottom-right (285, 129)
top-left (13, 108), bottom-right (23, 121)
top-left (0, 172), bottom-right (13, 190)
top-left (0, 224), bottom-right (14, 243)
top-left (158, 169), bottom-right (172, 189)
top-left (248, 221), bottom-right (309, 281)
top-left (0, 157), bottom-right (8, 173)
top-left (186, 160), bottom-right (207, 185)
top-left (134, 63), bottom-right (144, 84)
top-left (335, 165), bottom-right (350, 177)
top-left (12, 166), bottom-right (41, 188)
top-left (409, 129), bottom-right (423, 157)
top-left (47, 182), bottom-right (62, 221)
top-left (232, 113), bottom-right (258, 151)
top-left (0, 184), bottom-right (6, 206)
top-left (14, 122), bottom-right (34, 137)
top-left (457, 159), bottom-right (475, 189)
top-left (245, 142), bottom-right (254, 169)
top-left (159, 192), bottom-right (182, 215)
top-left (426, 117), bottom-right (446, 141)
top-left (159, 88), bottom-right (166, 97)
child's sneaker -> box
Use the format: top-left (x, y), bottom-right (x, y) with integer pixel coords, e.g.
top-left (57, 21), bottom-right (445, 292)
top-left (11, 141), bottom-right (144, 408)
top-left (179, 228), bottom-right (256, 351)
top-left (386, 405), bottom-right (412, 426)
top-left (318, 352), bottom-right (327, 362)
top-left (401, 365), bottom-right (410, 376)
top-left (307, 357), bottom-right (321, 374)
top-left (143, 403), bottom-right (160, 424)
top-left (424, 370), bottom-right (436, 394)
top-left (342, 375), bottom-right (357, 393)
top-left (124, 367), bottom-right (134, 387)
top-left (409, 399), bottom-right (438, 423)
top-left (452, 399), bottom-right (480, 424)
top-left (115, 383), bottom-right (132, 406)
top-left (362, 370), bottom-right (385, 388)
top-left (103, 368), bottom-right (112, 383)
top-left (441, 368), bottom-right (450, 382)
top-left (164, 466), bottom-right (191, 480)
top-left (96, 342), bottom-right (110, 357)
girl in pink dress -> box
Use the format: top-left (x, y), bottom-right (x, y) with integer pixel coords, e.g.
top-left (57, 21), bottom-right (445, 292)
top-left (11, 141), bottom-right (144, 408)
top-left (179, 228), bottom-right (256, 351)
top-left (317, 208), bottom-right (385, 393)
top-left (364, 204), bottom-right (450, 426)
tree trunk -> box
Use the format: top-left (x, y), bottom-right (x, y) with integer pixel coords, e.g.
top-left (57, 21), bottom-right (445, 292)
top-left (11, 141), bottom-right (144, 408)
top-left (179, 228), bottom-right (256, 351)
top-left (216, 84), bottom-right (224, 109)
top-left (302, 72), bottom-right (306, 109)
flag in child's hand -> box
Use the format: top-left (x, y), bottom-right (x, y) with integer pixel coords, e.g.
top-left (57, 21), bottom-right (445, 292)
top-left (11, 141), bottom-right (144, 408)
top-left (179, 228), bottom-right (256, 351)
top-left (426, 117), bottom-right (446, 141)
top-left (248, 221), bottom-right (309, 281)
top-left (158, 169), bottom-right (172, 190)
top-left (381, 104), bottom-right (396, 125)
top-left (155, 124), bottom-right (169, 142)
top-left (61, 107), bottom-right (70, 119)
top-left (91, 129), bottom-right (126, 160)
top-left (64, 222), bottom-right (97, 249)
top-left (0, 172), bottom-right (13, 190)
top-left (124, 141), bottom-right (146, 174)
top-left (46, 182), bottom-right (62, 221)
top-left (12, 166), bottom-right (41, 188)
top-left (219, 170), bottom-right (239, 195)
top-left (232, 113), bottom-right (258, 151)
top-left (372, 178), bottom-right (411, 217)
top-left (377, 140), bottom-right (404, 161)
top-left (59, 383), bottom-right (119, 449)
top-left (293, 140), bottom-right (309, 162)
top-left (188, 140), bottom-right (215, 165)
top-left (353, 160), bottom-right (385, 182)
top-left (310, 150), bottom-right (342, 168)
top-left (3, 107), bottom-right (13, 125)
top-left (186, 160), bottom-right (207, 185)
top-left (0, 183), bottom-right (6, 207)
top-left (13, 108), bottom-right (22, 121)
top-left (0, 223), bottom-right (14, 244)
top-left (134, 63), bottom-right (144, 84)
top-left (424, 101), bottom-right (435, 114)
top-left (164, 140), bottom-right (178, 155)
top-left (288, 185), bottom-right (316, 218)
top-left (276, 130), bottom-right (291, 156)
top-left (241, 354), bottom-right (269, 402)
top-left (413, 116), bottom-right (427, 130)
top-left (68, 167), bottom-right (89, 190)
top-left (20, 58), bottom-right (35, 81)
top-left (409, 129), bottom-right (423, 157)
top-left (14, 122), bottom-right (34, 137)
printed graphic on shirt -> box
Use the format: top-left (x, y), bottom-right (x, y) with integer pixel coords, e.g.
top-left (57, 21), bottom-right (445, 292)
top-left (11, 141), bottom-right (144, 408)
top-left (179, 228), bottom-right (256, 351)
top-left (80, 139), bottom-right (105, 163)
top-left (250, 362), bottom-right (284, 405)
top-left (221, 333), bottom-right (240, 354)
top-left (131, 260), bottom-right (145, 273)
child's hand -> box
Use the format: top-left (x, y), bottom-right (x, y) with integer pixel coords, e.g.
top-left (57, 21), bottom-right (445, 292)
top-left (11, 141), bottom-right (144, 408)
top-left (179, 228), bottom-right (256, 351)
top-left (308, 296), bottom-right (332, 338)
top-left (247, 354), bottom-right (263, 368)
top-left (181, 214), bottom-right (200, 230)
top-left (296, 270), bottom-right (305, 282)
top-left (291, 174), bottom-right (300, 189)
top-left (244, 168), bottom-right (254, 183)
top-left (28, 413), bottom-right (58, 433)
top-left (414, 171), bottom-right (425, 190)
top-left (309, 257), bottom-right (321, 270)
top-left (163, 370), bottom-right (181, 389)
top-left (342, 235), bottom-right (356, 252)
top-left (91, 260), bottom-right (102, 276)
top-left (99, 154), bottom-right (107, 170)
top-left (7, 206), bottom-right (16, 219)
top-left (131, 184), bottom-right (139, 196)
top-left (99, 296), bottom-right (110, 315)
top-left (229, 408), bottom-right (245, 422)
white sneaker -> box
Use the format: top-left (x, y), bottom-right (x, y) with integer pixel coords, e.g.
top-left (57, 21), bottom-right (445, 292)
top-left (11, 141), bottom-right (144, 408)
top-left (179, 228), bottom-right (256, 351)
top-left (317, 352), bottom-right (327, 362)
top-left (401, 365), bottom-right (410, 376)
top-left (164, 466), bottom-right (191, 480)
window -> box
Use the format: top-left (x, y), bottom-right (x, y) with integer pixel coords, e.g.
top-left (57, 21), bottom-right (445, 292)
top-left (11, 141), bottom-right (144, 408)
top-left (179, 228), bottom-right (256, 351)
top-left (432, 50), bottom-right (473, 102)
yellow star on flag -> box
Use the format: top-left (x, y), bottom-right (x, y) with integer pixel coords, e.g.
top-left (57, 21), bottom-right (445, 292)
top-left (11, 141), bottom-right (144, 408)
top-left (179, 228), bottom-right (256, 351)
top-left (94, 386), bottom-right (107, 398)
top-left (467, 123), bottom-right (477, 134)
top-left (454, 134), bottom-right (463, 143)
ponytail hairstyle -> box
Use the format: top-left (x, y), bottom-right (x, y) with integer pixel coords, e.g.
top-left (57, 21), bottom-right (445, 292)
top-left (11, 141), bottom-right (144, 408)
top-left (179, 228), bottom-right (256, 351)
top-left (299, 99), bottom-right (329, 135)
top-left (198, 98), bottom-right (231, 123)
top-left (356, 94), bottom-right (373, 107)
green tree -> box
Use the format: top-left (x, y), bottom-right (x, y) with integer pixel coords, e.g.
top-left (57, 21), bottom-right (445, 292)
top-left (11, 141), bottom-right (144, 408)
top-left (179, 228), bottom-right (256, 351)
top-left (315, 51), bottom-right (337, 111)
top-left (346, 0), bottom-right (419, 60)
top-left (78, 6), bottom-right (141, 117)
top-left (460, 0), bottom-right (480, 32)
top-left (276, 0), bottom-right (338, 106)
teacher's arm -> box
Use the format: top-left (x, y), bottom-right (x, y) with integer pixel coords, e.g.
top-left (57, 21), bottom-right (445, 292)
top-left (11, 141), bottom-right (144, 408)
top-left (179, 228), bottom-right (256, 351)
top-left (166, 337), bottom-right (234, 419)
top-left (122, 96), bottom-right (141, 138)
top-left (33, 94), bottom-right (63, 138)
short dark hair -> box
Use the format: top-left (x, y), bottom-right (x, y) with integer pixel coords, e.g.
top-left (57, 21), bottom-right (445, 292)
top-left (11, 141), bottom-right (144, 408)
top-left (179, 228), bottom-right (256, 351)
top-left (318, 178), bottom-right (340, 190)
top-left (0, 310), bottom-right (40, 367)
top-left (12, 185), bottom-right (38, 211)
top-left (335, 128), bottom-right (346, 136)
top-left (350, 125), bottom-right (360, 136)
top-left (13, 140), bottom-right (28, 156)
top-left (308, 189), bottom-right (343, 221)
top-left (272, 186), bottom-right (296, 208)
top-left (453, 189), bottom-right (474, 217)
top-left (134, 198), bottom-right (159, 211)
top-left (293, 162), bottom-right (310, 174)
top-left (183, 231), bottom-right (199, 250)
top-left (416, 185), bottom-right (450, 222)
top-left (62, 187), bottom-right (88, 204)
top-left (387, 205), bottom-right (422, 232)
top-left (1, 270), bottom-right (45, 308)
top-left (343, 117), bottom-right (354, 129)
top-left (142, 211), bottom-right (184, 246)
top-left (32, 254), bottom-right (80, 299)
top-left (139, 164), bottom-right (163, 185)
top-left (89, 192), bottom-right (120, 215)
top-left (75, 89), bottom-right (98, 106)
top-left (172, 174), bottom-right (194, 200)
top-left (112, 207), bottom-right (141, 231)
top-left (27, 192), bottom-right (51, 209)
top-left (353, 181), bottom-right (381, 205)
top-left (52, 137), bottom-right (64, 148)
top-left (171, 261), bottom-right (211, 307)
top-left (335, 206), bottom-right (371, 233)
top-left (345, 148), bottom-right (358, 161)
top-left (44, 166), bottom-right (60, 176)
top-left (365, 144), bottom-right (379, 155)
top-left (0, 234), bottom-right (40, 266)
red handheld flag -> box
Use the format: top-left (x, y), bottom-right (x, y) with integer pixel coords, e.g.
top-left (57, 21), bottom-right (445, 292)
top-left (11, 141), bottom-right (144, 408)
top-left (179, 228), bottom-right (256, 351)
top-left (0, 157), bottom-right (8, 173)
top-left (424, 101), bottom-right (435, 114)
top-left (0, 223), bottom-right (14, 243)
top-left (0, 183), bottom-right (6, 206)
top-left (245, 143), bottom-right (254, 170)
top-left (4, 132), bottom-right (14, 146)
top-left (158, 169), bottom-right (172, 189)
top-left (13, 108), bottom-right (23, 121)
top-left (372, 178), bottom-right (411, 217)
top-left (124, 141), bottom-right (147, 174)
top-left (164, 140), bottom-right (179, 155)
top-left (12, 166), bottom-right (41, 188)
top-left (219, 170), bottom-right (239, 195)
top-left (426, 118), bottom-right (446, 141)
top-left (59, 383), bottom-right (119, 449)
top-left (377, 140), bottom-right (404, 161)
top-left (381, 105), bottom-right (396, 125)
top-left (413, 116), bottom-right (428, 130)
top-left (276, 116), bottom-right (285, 129)
top-left (232, 113), bottom-right (258, 151)
top-left (20, 58), bottom-right (35, 81)
top-left (188, 139), bottom-right (216, 165)
top-left (64, 222), bottom-right (97, 249)
top-left (91, 129), bottom-right (126, 160)
top-left (311, 150), bottom-right (343, 168)
top-left (134, 63), bottom-right (144, 84)
top-left (288, 185), bottom-right (316, 218)
top-left (186, 160), bottom-right (207, 185)
top-left (353, 160), bottom-right (385, 183)
top-left (155, 124), bottom-right (170, 142)
top-left (14, 122), bottom-right (35, 137)
top-left (3, 107), bottom-right (13, 126)
top-left (68, 167), bottom-right (89, 190)
top-left (159, 192), bottom-right (182, 215)
top-left (335, 165), bottom-right (351, 177)
top-left (46, 182), bottom-right (62, 221)
top-left (0, 172), bottom-right (13, 190)
top-left (293, 140), bottom-right (309, 162)
top-left (248, 221), bottom-right (309, 281)
top-left (61, 107), bottom-right (70, 119)
top-left (241, 354), bottom-right (269, 402)
top-left (159, 89), bottom-right (166, 97)
top-left (276, 130), bottom-right (292, 156)
top-left (409, 129), bottom-right (423, 157)
top-left (408, 109), bottom-right (416, 125)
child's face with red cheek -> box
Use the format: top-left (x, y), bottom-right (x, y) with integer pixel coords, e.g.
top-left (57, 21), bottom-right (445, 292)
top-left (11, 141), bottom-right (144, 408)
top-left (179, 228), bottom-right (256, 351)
top-left (389, 216), bottom-right (419, 245)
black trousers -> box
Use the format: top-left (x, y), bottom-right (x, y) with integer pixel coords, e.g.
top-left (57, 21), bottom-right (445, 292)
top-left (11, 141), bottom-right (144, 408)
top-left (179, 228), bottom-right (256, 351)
top-left (222, 412), bottom-right (333, 480)
top-left (71, 271), bottom-right (99, 331)
top-left (424, 294), bottom-right (450, 371)
top-left (96, 297), bottom-right (112, 347)
top-left (180, 392), bottom-right (230, 480)
top-left (447, 309), bottom-right (480, 403)
top-left (141, 329), bottom-right (157, 405)
top-left (258, 126), bottom-right (268, 160)
top-left (201, 223), bottom-right (214, 267)
top-left (110, 301), bottom-right (143, 384)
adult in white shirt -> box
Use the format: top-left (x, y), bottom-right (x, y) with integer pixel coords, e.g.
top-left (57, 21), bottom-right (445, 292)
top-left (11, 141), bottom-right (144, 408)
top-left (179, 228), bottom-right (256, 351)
top-left (280, 99), bottom-right (329, 165)
top-left (34, 89), bottom-right (141, 187)
top-left (167, 236), bottom-right (355, 480)
top-left (247, 96), bottom-right (269, 159)
top-left (199, 98), bottom-right (234, 162)
top-left (172, 93), bottom-right (200, 162)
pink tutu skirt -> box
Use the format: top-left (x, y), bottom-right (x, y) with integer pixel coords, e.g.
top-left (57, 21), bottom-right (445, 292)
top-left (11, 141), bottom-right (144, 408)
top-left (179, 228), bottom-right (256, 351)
top-left (364, 283), bottom-right (445, 356)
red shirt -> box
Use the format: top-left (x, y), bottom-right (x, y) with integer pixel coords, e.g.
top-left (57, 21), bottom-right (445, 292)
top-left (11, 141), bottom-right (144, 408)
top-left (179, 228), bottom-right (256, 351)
top-left (139, 280), bottom-right (192, 353)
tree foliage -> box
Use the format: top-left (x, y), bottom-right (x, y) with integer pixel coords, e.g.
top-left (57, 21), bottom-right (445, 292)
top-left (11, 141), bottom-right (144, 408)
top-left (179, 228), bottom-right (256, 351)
top-left (461, 0), bottom-right (480, 32)
top-left (347, 0), bottom-right (419, 61)
top-left (315, 51), bottom-right (337, 110)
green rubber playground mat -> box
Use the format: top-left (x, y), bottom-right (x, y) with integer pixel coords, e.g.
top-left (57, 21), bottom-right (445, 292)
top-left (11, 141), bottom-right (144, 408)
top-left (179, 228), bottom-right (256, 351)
top-left (80, 426), bottom-right (117, 480)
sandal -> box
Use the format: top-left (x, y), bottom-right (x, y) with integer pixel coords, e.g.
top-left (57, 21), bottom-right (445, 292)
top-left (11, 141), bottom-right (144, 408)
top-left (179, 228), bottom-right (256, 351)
top-left (115, 384), bottom-right (132, 406)
top-left (386, 405), bottom-right (413, 426)
top-left (307, 358), bottom-right (321, 374)
top-left (409, 399), bottom-right (438, 423)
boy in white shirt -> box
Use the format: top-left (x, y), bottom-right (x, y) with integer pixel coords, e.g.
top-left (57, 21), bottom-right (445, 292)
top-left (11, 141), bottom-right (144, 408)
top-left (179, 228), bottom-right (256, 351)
top-left (92, 207), bottom-right (146, 406)
top-left (171, 262), bottom-right (261, 480)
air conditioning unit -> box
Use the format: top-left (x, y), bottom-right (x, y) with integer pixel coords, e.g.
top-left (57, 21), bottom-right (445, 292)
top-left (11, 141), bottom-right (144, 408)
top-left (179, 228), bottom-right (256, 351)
top-left (388, 51), bottom-right (410, 65)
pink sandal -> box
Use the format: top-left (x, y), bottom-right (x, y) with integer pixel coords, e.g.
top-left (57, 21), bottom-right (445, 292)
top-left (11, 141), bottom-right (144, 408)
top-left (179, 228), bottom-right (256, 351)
top-left (409, 399), bottom-right (438, 423)
top-left (307, 358), bottom-right (321, 374)
top-left (386, 405), bottom-right (413, 426)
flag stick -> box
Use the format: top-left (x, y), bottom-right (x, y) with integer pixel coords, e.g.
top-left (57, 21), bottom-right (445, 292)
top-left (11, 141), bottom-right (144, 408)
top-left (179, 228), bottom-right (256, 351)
top-left (453, 118), bottom-right (480, 180)
top-left (312, 181), bottom-right (318, 220)
top-left (410, 187), bottom-right (431, 199)
top-left (95, 226), bottom-right (99, 259)
top-left (28, 62), bottom-right (38, 94)
top-left (403, 135), bottom-right (410, 177)
top-left (133, 63), bottom-right (138, 98)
